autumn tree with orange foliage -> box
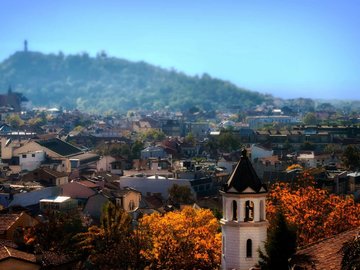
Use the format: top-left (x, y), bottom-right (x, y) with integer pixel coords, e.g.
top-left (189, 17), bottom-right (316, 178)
top-left (138, 207), bottom-right (221, 269)
top-left (267, 174), bottom-right (360, 246)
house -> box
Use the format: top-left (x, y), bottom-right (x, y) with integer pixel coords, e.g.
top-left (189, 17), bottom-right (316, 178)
top-left (5, 138), bottom-right (83, 173)
top-left (0, 212), bottom-right (38, 241)
top-left (348, 172), bottom-right (360, 193)
top-left (22, 168), bottom-right (68, 186)
top-left (217, 151), bottom-right (242, 174)
top-left (4, 138), bottom-right (100, 175)
top-left (18, 150), bottom-right (46, 171)
top-left (61, 181), bottom-right (98, 207)
top-left (119, 175), bottom-right (195, 199)
top-left (83, 193), bottom-right (109, 220)
top-left (246, 115), bottom-right (298, 129)
top-left (39, 196), bottom-right (77, 213)
top-left (9, 186), bottom-right (61, 208)
top-left (186, 122), bottom-right (209, 139)
top-left (140, 146), bottom-right (167, 159)
top-left (0, 243), bottom-right (40, 270)
top-left (96, 155), bottom-right (129, 175)
top-left (250, 144), bottom-right (273, 162)
top-left (114, 187), bottom-right (142, 212)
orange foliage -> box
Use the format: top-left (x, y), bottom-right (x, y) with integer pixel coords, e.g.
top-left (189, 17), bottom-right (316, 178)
top-left (138, 207), bottom-right (221, 269)
top-left (267, 182), bottom-right (360, 246)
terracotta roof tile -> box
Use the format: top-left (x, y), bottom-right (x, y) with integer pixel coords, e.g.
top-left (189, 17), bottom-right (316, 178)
top-left (0, 213), bottom-right (22, 234)
top-left (292, 228), bottom-right (360, 270)
top-left (0, 244), bottom-right (36, 263)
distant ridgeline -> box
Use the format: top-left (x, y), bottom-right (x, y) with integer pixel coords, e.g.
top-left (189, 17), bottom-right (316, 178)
top-left (0, 51), bottom-right (269, 113)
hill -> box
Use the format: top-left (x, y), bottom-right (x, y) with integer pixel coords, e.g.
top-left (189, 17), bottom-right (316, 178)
top-left (0, 51), bottom-right (270, 113)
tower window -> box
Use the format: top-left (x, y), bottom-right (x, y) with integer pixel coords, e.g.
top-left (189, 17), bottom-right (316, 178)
top-left (246, 239), bottom-right (252, 258)
top-left (245, 200), bottom-right (254, 221)
top-left (260, 200), bottom-right (265, 221)
top-left (232, 200), bottom-right (237, 221)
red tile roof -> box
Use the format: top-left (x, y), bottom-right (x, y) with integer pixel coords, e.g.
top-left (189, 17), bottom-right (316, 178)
top-left (0, 244), bottom-right (37, 263)
top-left (0, 213), bottom-right (22, 234)
top-left (292, 228), bottom-right (360, 270)
top-left (78, 180), bottom-right (99, 188)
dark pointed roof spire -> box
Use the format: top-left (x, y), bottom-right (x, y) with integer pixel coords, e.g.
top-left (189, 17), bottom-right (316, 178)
top-left (223, 148), bottom-right (267, 194)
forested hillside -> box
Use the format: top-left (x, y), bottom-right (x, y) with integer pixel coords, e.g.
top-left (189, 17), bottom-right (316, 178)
top-left (0, 51), bottom-right (269, 113)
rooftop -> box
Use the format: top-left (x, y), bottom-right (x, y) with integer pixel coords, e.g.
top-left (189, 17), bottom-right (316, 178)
top-left (292, 228), bottom-right (360, 270)
top-left (37, 138), bottom-right (83, 157)
top-left (0, 213), bottom-right (22, 234)
top-left (0, 244), bottom-right (37, 263)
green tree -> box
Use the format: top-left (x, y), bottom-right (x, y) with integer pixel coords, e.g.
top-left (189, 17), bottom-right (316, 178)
top-left (217, 131), bottom-right (242, 152)
top-left (139, 129), bottom-right (166, 141)
top-left (259, 209), bottom-right (297, 270)
top-left (130, 140), bottom-right (144, 159)
top-left (341, 235), bottom-right (360, 270)
top-left (302, 112), bottom-right (318, 125)
top-left (168, 184), bottom-right (194, 204)
top-left (6, 114), bottom-right (25, 128)
top-left (342, 145), bottom-right (360, 170)
top-left (184, 132), bottom-right (196, 146)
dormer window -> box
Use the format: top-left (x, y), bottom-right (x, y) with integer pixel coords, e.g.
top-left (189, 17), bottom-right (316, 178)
top-left (245, 200), bottom-right (254, 221)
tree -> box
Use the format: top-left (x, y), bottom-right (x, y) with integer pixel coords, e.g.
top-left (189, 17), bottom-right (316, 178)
top-left (76, 202), bottom-right (142, 269)
top-left (139, 129), bottom-right (166, 141)
top-left (25, 211), bottom-right (85, 253)
top-left (184, 132), bottom-right (196, 146)
top-left (130, 140), bottom-right (144, 160)
top-left (259, 209), bottom-right (297, 270)
top-left (138, 207), bottom-right (221, 269)
top-left (342, 145), bottom-right (360, 170)
top-left (267, 182), bottom-right (360, 246)
top-left (5, 114), bottom-right (25, 128)
top-left (302, 112), bottom-right (318, 125)
top-left (341, 235), bottom-right (360, 270)
top-left (168, 184), bottom-right (194, 204)
top-left (217, 131), bottom-right (242, 152)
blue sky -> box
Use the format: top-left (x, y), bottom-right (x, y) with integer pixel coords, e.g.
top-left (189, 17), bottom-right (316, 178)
top-left (1, 0), bottom-right (360, 100)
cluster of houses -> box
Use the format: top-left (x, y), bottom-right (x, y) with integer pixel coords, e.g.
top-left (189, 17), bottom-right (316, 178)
top-left (1, 90), bottom-right (360, 268)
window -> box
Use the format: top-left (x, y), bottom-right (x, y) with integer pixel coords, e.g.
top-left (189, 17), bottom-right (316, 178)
top-left (260, 200), bottom-right (265, 221)
top-left (22, 154), bottom-right (27, 158)
top-left (32, 154), bottom-right (35, 157)
top-left (246, 239), bottom-right (252, 258)
top-left (129, 200), bottom-right (135, 211)
top-left (232, 200), bottom-right (237, 221)
top-left (245, 200), bottom-right (254, 221)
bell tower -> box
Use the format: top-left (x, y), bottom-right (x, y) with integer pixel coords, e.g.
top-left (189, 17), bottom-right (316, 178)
top-left (220, 149), bottom-right (268, 270)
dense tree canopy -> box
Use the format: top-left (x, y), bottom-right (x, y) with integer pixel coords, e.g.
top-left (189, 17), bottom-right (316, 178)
top-left (138, 207), bottom-right (221, 269)
top-left (0, 51), bottom-right (267, 113)
top-left (267, 180), bottom-right (360, 246)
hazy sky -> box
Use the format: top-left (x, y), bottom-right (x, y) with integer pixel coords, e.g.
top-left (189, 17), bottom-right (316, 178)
top-left (1, 0), bottom-right (360, 100)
